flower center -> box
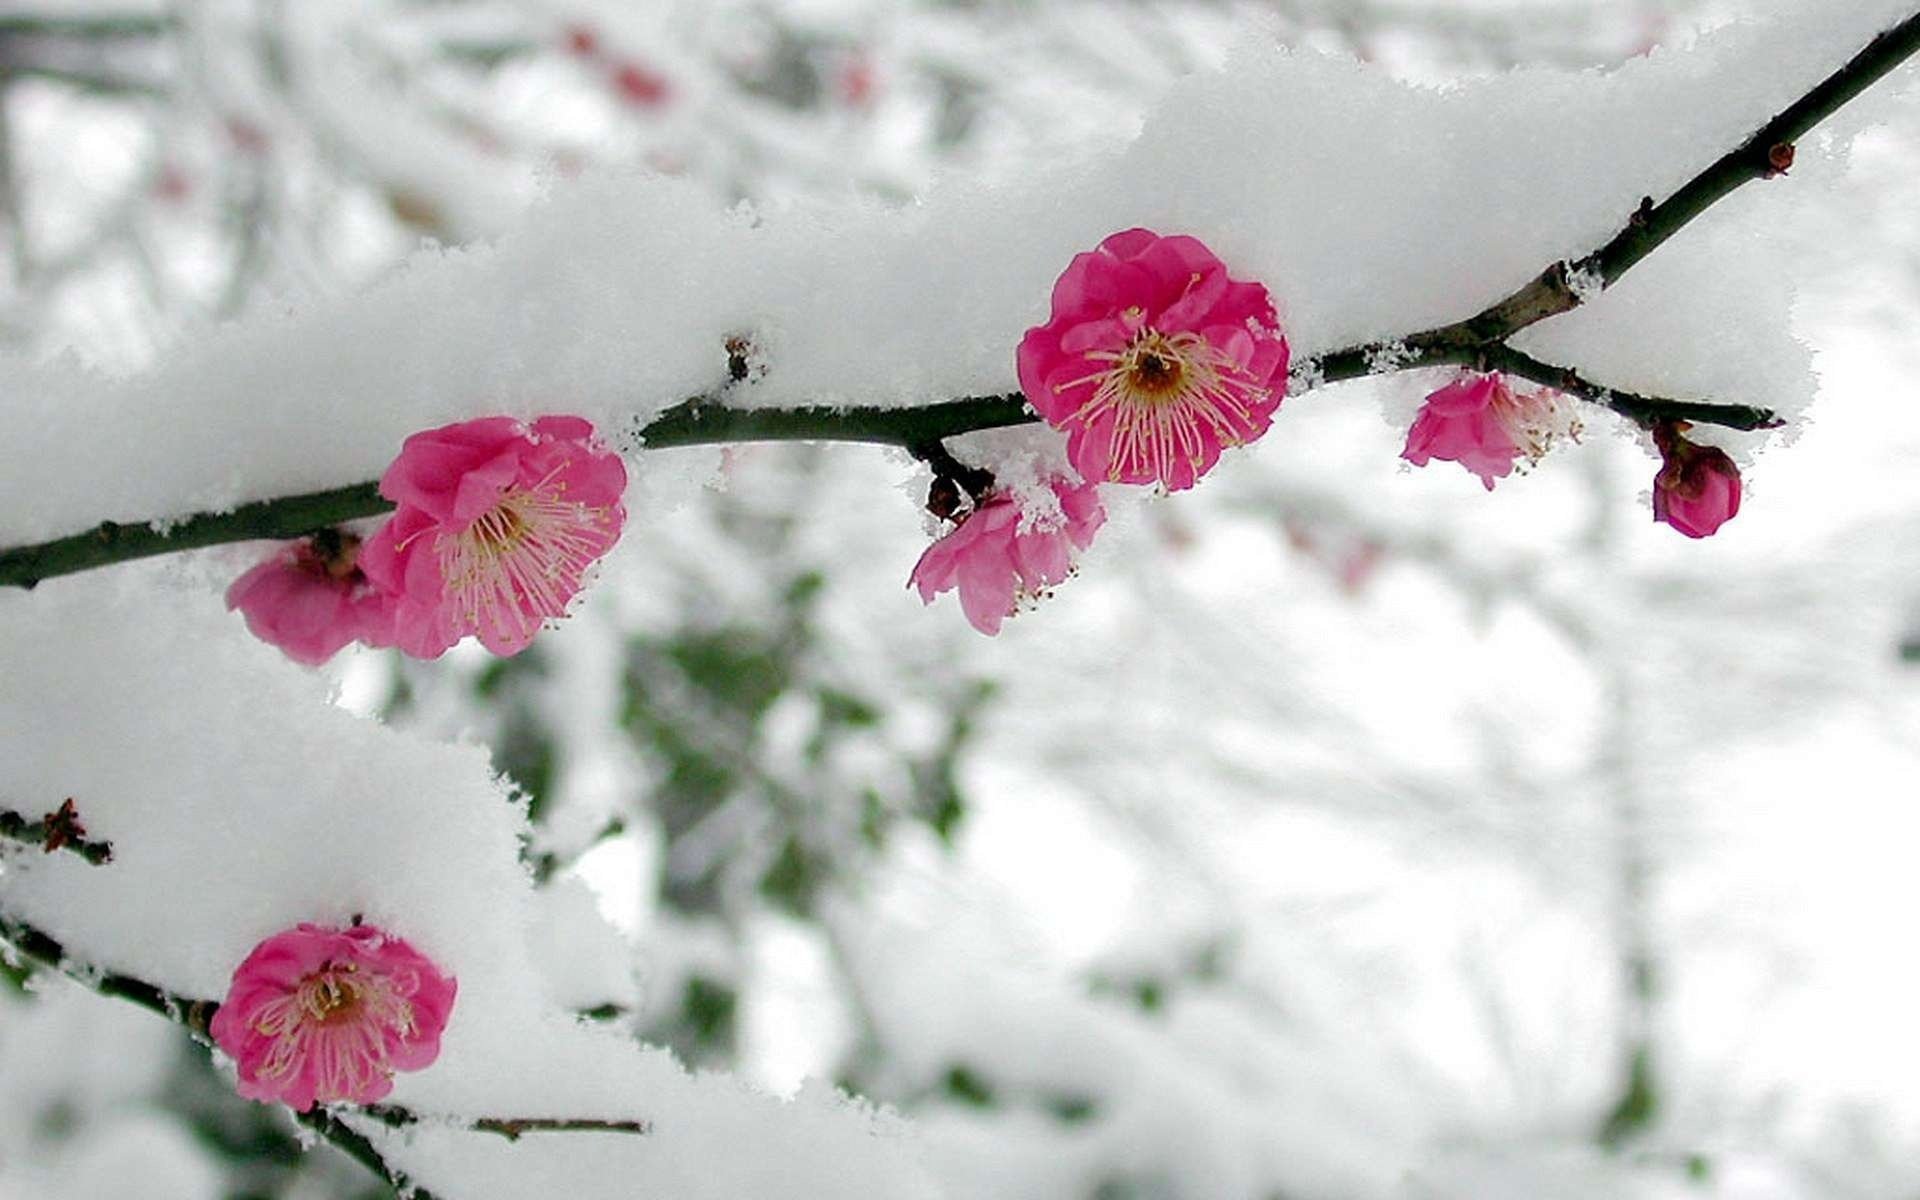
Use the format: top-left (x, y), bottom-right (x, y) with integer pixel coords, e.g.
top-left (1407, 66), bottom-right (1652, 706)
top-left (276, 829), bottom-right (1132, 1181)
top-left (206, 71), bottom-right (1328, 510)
top-left (1492, 386), bottom-right (1582, 464)
top-left (1058, 328), bottom-right (1267, 482)
top-left (1130, 347), bottom-right (1184, 397)
top-left (249, 963), bottom-right (419, 1097)
top-left (295, 531), bottom-right (365, 583)
top-left (438, 471), bottom-right (615, 641)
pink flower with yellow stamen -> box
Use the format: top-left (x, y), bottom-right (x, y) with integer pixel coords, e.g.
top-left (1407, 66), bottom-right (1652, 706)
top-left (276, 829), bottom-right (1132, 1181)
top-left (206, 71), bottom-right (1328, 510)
top-left (210, 923), bottom-right (457, 1112)
top-left (910, 478), bottom-right (1106, 635)
top-left (1017, 229), bottom-right (1289, 492)
top-left (1401, 372), bottom-right (1581, 490)
top-left (359, 416), bottom-right (627, 659)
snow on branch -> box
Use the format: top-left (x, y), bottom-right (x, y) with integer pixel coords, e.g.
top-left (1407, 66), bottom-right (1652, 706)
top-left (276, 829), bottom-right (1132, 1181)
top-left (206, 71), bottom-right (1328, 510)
top-left (2, 5), bottom-right (1916, 589)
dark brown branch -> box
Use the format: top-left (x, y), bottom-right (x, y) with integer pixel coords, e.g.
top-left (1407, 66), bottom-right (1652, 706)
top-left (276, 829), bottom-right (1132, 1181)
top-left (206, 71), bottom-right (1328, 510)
top-left (0, 481), bottom-right (389, 590)
top-left (1483, 345), bottom-right (1781, 432)
top-left (1310, 11), bottom-right (1920, 397)
top-left (360, 1103), bottom-right (651, 1141)
top-left (0, 798), bottom-right (115, 864)
top-left (0, 911), bottom-right (217, 1041)
top-left (4, 9), bottom-right (1918, 589)
top-left (293, 1108), bottom-right (447, 1200)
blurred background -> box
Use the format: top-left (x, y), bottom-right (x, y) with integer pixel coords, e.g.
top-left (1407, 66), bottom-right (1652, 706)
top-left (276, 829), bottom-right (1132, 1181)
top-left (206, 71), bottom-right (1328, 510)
top-left (4, 1), bottom-right (1920, 1197)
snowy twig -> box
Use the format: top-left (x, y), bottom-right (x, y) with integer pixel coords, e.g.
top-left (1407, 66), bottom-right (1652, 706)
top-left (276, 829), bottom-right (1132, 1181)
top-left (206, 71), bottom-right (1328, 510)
top-left (0, 911), bottom-right (652, 1199)
top-left (2, 9), bottom-right (1917, 589)
top-left (359, 1103), bottom-right (652, 1140)
top-left (1310, 8), bottom-right (1920, 396)
top-left (291, 1107), bottom-right (447, 1200)
top-left (0, 395), bottom-right (1030, 589)
top-left (0, 798), bottom-right (114, 864)
top-left (1481, 345), bottom-right (1781, 430)
top-left (0, 911), bottom-right (217, 1040)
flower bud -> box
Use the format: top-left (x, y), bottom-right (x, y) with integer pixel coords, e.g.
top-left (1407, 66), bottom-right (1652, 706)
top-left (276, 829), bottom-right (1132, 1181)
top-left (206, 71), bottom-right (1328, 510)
top-left (1651, 422), bottom-right (1742, 538)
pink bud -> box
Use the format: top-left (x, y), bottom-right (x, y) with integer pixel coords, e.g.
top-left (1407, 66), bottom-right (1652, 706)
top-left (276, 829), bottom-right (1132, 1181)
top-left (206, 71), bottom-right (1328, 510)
top-left (1651, 423), bottom-right (1742, 538)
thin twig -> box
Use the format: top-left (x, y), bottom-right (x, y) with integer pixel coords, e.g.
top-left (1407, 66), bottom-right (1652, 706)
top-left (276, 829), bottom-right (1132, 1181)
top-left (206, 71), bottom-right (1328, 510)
top-left (0, 911), bottom-right (216, 1040)
top-left (360, 1103), bottom-right (651, 1141)
top-left (1484, 345), bottom-right (1781, 431)
top-left (1309, 10), bottom-right (1920, 394)
top-left (2, 9), bottom-right (1917, 589)
top-left (294, 1108), bottom-right (447, 1200)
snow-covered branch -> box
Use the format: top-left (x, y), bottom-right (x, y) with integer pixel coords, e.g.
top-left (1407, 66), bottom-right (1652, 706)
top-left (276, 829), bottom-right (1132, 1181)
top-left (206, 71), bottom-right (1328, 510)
top-left (3, 5), bottom-right (1915, 590)
top-left (0, 798), bottom-right (114, 865)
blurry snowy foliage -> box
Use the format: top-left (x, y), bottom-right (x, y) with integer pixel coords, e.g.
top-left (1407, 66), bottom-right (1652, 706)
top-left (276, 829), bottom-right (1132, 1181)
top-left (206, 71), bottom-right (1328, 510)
top-left (4, 2), bottom-right (1920, 1200)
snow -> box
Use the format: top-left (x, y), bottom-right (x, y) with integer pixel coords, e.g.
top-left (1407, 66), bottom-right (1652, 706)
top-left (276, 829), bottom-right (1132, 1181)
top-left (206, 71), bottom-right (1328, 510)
top-left (0, 0), bottom-right (1913, 545)
top-left (0, 575), bottom-right (941, 1200)
top-left (5, 3), bottom-right (1920, 1197)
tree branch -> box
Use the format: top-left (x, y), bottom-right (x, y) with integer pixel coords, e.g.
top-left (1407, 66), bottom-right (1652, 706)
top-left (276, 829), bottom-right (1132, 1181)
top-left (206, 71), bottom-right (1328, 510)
top-left (291, 1107), bottom-right (447, 1200)
top-left (0, 911), bottom-right (217, 1041)
top-left (360, 1103), bottom-right (651, 1141)
top-left (1310, 10), bottom-right (1920, 391)
top-left (2, 9), bottom-right (1916, 589)
top-left (0, 394), bottom-right (1036, 590)
top-left (1482, 345), bottom-right (1781, 431)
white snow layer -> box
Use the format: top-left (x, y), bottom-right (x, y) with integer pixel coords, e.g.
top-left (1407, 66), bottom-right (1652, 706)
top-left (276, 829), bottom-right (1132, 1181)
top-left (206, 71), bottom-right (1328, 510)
top-left (0, 577), bottom-right (941, 1200)
top-left (0, 0), bottom-right (1913, 543)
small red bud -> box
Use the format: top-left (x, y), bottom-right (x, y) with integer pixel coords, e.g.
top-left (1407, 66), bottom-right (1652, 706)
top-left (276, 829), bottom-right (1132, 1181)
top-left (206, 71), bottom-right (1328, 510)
top-left (564, 25), bottom-right (600, 59)
top-left (612, 63), bottom-right (672, 109)
top-left (1651, 422), bottom-right (1742, 538)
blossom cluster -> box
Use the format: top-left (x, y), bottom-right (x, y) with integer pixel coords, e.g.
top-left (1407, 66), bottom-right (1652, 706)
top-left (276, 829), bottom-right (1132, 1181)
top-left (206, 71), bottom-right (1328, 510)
top-left (229, 229), bottom-right (1747, 657)
top-left (229, 417), bottom-right (627, 665)
top-left (913, 228), bottom-right (1290, 634)
top-left (910, 227), bottom-right (1744, 637)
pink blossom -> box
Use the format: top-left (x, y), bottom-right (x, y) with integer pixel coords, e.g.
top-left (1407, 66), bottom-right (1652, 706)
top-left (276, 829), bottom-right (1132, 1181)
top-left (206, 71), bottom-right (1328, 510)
top-left (1401, 373), bottom-right (1580, 490)
top-left (910, 479), bottom-right (1106, 635)
top-left (1017, 229), bottom-right (1289, 492)
top-left (1652, 423), bottom-right (1741, 538)
top-left (358, 416), bottom-right (627, 659)
top-left (225, 534), bottom-right (395, 667)
top-left (210, 923), bottom-right (457, 1112)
